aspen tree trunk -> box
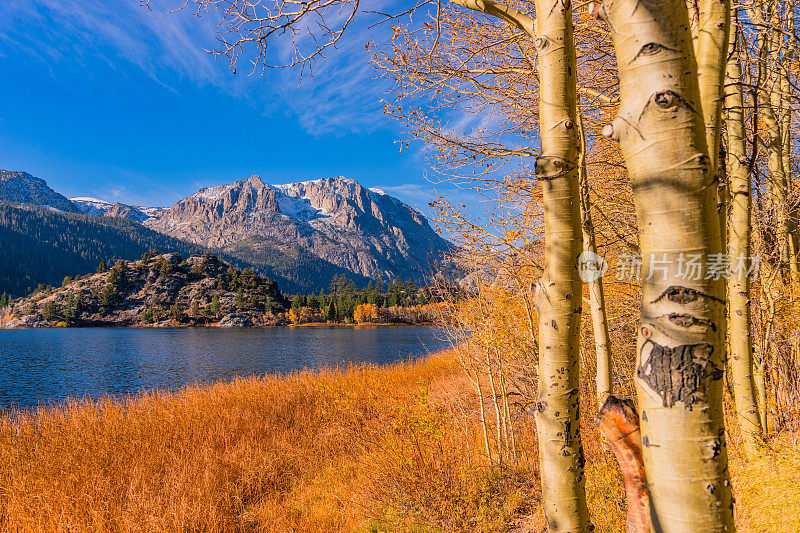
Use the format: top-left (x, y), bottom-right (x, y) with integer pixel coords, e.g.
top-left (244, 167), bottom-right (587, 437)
top-left (724, 12), bottom-right (764, 458)
top-left (530, 0), bottom-right (591, 529)
top-left (598, 0), bottom-right (735, 530)
top-left (486, 350), bottom-right (504, 462)
top-left (475, 371), bottom-right (495, 465)
top-left (450, 0), bottom-right (591, 528)
top-left (697, 0), bottom-right (730, 270)
top-left (744, 3), bottom-right (776, 432)
top-left (761, 10), bottom-right (792, 276)
top-left (780, 9), bottom-right (799, 281)
top-left (756, 282), bottom-right (775, 431)
top-left (578, 113), bottom-right (614, 403)
top-left (696, 0), bottom-right (729, 175)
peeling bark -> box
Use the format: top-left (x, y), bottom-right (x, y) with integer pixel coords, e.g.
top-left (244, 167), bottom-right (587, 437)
top-left (596, 396), bottom-right (651, 533)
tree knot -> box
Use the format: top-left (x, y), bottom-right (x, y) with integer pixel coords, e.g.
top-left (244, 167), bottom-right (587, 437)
top-left (535, 155), bottom-right (574, 181)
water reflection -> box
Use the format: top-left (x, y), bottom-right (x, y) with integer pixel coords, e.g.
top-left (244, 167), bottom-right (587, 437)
top-left (0, 326), bottom-right (446, 409)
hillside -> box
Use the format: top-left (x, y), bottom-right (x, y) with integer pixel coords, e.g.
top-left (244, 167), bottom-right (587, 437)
top-left (2, 253), bottom-right (289, 328)
top-left (0, 203), bottom-right (205, 296)
top-left (1, 170), bottom-right (457, 294)
top-left (0, 170), bottom-right (78, 213)
top-left (223, 235), bottom-right (373, 293)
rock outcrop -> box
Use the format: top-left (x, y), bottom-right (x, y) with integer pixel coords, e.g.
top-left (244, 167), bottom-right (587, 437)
top-left (2, 253), bottom-right (290, 328)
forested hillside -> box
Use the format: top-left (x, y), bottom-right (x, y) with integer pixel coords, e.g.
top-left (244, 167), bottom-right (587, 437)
top-left (223, 235), bottom-right (373, 293)
top-left (0, 203), bottom-right (203, 296)
top-left (0, 202), bottom-right (422, 296)
top-left (1, 170), bottom-right (458, 294)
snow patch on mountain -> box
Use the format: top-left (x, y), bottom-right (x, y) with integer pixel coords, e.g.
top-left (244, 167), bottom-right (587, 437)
top-left (274, 191), bottom-right (329, 221)
top-left (71, 196), bottom-right (164, 223)
top-left (272, 181), bottom-right (334, 222)
top-left (194, 185), bottom-right (228, 202)
top-left (71, 197), bottom-right (114, 216)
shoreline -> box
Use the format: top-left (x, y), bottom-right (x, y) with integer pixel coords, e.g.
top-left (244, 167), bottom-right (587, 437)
top-left (0, 321), bottom-right (438, 330)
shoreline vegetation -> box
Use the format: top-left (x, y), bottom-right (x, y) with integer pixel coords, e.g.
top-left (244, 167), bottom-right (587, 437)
top-left (0, 349), bottom-right (796, 532)
top-left (0, 252), bottom-right (459, 329)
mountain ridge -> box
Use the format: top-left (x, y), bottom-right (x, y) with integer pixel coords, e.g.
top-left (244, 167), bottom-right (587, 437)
top-left (145, 174), bottom-right (453, 284)
top-left (0, 169), bottom-right (456, 294)
top-left (0, 170), bottom-right (79, 213)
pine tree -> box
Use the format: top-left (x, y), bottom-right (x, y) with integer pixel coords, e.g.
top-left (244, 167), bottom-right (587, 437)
top-left (158, 255), bottom-right (171, 275)
top-left (42, 300), bottom-right (59, 321)
top-left (211, 295), bottom-right (221, 318)
top-left (74, 293), bottom-right (84, 319)
top-left (64, 293), bottom-right (75, 320)
top-left (170, 302), bottom-right (183, 322)
top-left (100, 286), bottom-right (118, 309)
top-left (292, 295), bottom-right (303, 313)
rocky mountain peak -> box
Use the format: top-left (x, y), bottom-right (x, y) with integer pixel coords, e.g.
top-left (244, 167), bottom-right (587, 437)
top-left (145, 175), bottom-right (453, 284)
top-left (1, 168), bottom-right (455, 291)
top-left (0, 170), bottom-right (79, 213)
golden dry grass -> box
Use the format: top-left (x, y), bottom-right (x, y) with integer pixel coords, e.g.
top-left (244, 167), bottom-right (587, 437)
top-left (0, 352), bottom-right (539, 532)
top-left (729, 434), bottom-right (800, 533)
top-left (0, 350), bottom-right (796, 532)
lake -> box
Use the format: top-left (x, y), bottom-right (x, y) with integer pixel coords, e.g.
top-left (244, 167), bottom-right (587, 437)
top-left (0, 326), bottom-right (448, 410)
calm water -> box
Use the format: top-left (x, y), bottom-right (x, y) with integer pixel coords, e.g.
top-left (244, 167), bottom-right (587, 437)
top-left (0, 326), bottom-right (447, 409)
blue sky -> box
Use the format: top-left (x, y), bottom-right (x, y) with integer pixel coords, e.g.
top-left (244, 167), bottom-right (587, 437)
top-left (0, 0), bottom-right (461, 211)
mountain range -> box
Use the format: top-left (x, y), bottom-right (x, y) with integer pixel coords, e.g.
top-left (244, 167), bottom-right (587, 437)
top-left (0, 169), bottom-right (455, 295)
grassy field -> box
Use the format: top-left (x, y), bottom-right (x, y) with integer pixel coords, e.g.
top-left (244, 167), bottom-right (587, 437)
top-left (0, 350), bottom-right (795, 532)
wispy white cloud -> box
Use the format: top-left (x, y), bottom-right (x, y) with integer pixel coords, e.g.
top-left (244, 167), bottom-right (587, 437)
top-left (268, 1), bottom-right (411, 136)
top-left (0, 1), bottom-right (225, 86)
top-left (0, 0), bottom-right (406, 136)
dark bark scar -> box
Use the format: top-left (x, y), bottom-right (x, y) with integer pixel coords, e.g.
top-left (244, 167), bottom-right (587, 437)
top-left (632, 42), bottom-right (679, 61)
top-left (637, 340), bottom-right (722, 408)
top-left (666, 313), bottom-right (717, 331)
